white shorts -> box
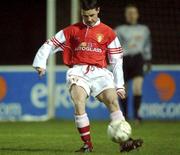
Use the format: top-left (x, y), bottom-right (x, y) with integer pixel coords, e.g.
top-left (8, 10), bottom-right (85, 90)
top-left (66, 65), bottom-right (115, 97)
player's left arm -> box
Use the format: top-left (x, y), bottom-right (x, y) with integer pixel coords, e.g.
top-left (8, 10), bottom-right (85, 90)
top-left (107, 36), bottom-right (126, 99)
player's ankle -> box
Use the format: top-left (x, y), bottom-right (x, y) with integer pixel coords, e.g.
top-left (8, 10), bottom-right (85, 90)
top-left (85, 140), bottom-right (93, 148)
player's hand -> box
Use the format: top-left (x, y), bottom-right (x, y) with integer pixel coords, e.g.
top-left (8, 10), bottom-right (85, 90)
top-left (35, 67), bottom-right (45, 77)
top-left (117, 88), bottom-right (126, 99)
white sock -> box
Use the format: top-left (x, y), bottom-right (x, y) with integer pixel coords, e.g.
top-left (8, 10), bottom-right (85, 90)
top-left (75, 113), bottom-right (90, 128)
top-left (110, 110), bottom-right (125, 121)
top-left (75, 113), bottom-right (91, 143)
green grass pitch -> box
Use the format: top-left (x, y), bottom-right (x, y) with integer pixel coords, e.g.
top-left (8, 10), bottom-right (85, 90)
top-left (0, 120), bottom-right (180, 155)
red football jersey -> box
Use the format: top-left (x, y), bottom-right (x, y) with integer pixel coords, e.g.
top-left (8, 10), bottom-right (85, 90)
top-left (62, 22), bottom-right (117, 68)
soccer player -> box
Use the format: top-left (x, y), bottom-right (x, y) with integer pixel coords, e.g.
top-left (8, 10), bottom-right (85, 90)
top-left (33, 0), bottom-right (142, 153)
top-left (115, 4), bottom-right (152, 122)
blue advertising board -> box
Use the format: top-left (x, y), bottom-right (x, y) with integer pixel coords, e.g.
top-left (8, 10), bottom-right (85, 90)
top-left (139, 70), bottom-right (180, 119)
top-left (0, 70), bottom-right (48, 121)
top-left (0, 66), bottom-right (180, 121)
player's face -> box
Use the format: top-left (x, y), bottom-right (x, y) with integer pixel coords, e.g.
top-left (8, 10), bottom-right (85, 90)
top-left (125, 7), bottom-right (139, 25)
top-left (81, 8), bottom-right (100, 27)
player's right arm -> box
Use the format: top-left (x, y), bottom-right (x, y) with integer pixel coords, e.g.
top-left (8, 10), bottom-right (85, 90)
top-left (107, 36), bottom-right (125, 99)
top-left (32, 30), bottom-right (66, 76)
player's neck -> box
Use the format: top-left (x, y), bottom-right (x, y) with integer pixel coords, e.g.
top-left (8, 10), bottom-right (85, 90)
top-left (83, 18), bottom-right (100, 27)
top-left (126, 21), bottom-right (138, 25)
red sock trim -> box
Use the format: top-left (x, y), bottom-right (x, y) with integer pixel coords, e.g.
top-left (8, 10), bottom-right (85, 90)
top-left (81, 134), bottom-right (91, 141)
top-left (77, 125), bottom-right (91, 142)
top-left (78, 125), bottom-right (90, 133)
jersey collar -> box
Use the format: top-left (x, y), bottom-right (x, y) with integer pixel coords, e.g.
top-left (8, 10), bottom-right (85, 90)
top-left (83, 18), bottom-right (101, 27)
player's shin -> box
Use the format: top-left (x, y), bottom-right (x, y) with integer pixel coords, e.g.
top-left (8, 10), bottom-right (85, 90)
top-left (134, 95), bottom-right (142, 120)
top-left (75, 113), bottom-right (93, 150)
top-left (119, 97), bottom-right (128, 119)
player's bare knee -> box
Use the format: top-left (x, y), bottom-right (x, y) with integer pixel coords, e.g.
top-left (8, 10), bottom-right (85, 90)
top-left (104, 95), bottom-right (114, 104)
top-left (133, 77), bottom-right (143, 95)
top-left (133, 86), bottom-right (142, 95)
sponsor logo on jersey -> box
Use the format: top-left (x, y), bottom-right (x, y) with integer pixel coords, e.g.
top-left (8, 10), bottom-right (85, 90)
top-left (75, 42), bottom-right (102, 53)
top-left (154, 73), bottom-right (176, 101)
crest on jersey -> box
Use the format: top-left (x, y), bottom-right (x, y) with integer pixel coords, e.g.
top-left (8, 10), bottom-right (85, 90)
top-left (96, 34), bottom-right (104, 43)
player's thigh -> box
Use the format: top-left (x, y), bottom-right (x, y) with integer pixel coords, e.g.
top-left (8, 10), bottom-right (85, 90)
top-left (67, 75), bottom-right (89, 108)
top-left (130, 54), bottom-right (144, 79)
top-left (132, 76), bottom-right (144, 95)
top-left (67, 74), bottom-right (90, 102)
top-left (123, 56), bottom-right (132, 82)
top-left (97, 88), bottom-right (120, 112)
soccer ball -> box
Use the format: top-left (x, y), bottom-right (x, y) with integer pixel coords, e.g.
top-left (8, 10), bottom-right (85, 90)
top-left (107, 120), bottom-right (132, 143)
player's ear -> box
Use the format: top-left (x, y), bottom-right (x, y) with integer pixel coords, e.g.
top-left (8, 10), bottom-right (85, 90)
top-left (96, 7), bottom-right (100, 13)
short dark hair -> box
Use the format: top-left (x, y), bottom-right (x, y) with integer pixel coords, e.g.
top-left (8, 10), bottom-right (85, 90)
top-left (80, 0), bottom-right (100, 10)
top-left (125, 3), bottom-right (138, 10)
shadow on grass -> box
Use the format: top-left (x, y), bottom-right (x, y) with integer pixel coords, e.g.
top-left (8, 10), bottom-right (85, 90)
top-left (0, 148), bottom-right (65, 153)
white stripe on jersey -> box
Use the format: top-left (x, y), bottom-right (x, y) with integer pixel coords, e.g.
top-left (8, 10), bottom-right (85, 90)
top-left (33, 30), bottom-right (66, 69)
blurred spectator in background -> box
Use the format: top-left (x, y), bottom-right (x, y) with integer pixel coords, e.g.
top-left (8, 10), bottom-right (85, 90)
top-left (115, 4), bottom-right (152, 122)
